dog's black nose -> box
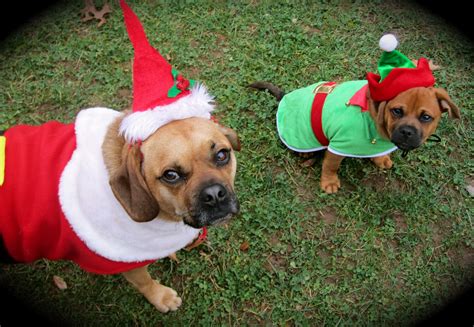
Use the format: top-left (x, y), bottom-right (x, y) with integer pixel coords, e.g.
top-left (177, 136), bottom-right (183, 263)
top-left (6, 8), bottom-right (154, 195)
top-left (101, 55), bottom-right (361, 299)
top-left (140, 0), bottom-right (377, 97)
top-left (391, 124), bottom-right (422, 151)
top-left (199, 184), bottom-right (228, 206)
top-left (186, 183), bottom-right (239, 228)
top-left (398, 125), bottom-right (417, 138)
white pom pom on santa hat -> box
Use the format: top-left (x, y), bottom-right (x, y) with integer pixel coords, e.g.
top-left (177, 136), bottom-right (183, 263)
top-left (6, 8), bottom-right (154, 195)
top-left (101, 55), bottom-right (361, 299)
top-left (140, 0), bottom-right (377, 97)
top-left (379, 34), bottom-right (398, 52)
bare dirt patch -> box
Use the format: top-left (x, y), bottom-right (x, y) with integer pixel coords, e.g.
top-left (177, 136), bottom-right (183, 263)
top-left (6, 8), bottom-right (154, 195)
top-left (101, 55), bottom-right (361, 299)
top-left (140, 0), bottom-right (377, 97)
top-left (319, 207), bottom-right (338, 225)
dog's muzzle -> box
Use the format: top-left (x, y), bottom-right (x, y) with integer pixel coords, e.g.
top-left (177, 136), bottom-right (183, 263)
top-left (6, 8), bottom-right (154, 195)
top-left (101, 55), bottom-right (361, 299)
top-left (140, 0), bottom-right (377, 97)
top-left (185, 183), bottom-right (239, 229)
top-left (391, 125), bottom-right (422, 151)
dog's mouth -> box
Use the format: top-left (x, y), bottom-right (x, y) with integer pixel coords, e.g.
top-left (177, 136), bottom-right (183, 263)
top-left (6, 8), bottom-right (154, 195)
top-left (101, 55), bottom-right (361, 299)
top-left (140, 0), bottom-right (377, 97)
top-left (393, 141), bottom-right (419, 152)
top-left (207, 213), bottom-right (234, 226)
top-left (186, 204), bottom-right (239, 229)
top-left (182, 192), bottom-right (240, 229)
top-left (178, 182), bottom-right (240, 229)
top-left (183, 211), bottom-right (238, 229)
top-left (391, 125), bottom-right (423, 151)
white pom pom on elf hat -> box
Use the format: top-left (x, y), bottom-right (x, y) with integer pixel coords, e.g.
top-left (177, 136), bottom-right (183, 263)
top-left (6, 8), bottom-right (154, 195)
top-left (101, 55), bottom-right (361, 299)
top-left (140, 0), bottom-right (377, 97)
top-left (379, 34), bottom-right (398, 52)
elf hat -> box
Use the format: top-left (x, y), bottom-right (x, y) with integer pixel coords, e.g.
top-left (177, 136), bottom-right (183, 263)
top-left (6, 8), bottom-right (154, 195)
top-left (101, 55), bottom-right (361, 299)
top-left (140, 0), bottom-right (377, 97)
top-left (118, 0), bottom-right (214, 143)
top-left (366, 34), bottom-right (435, 102)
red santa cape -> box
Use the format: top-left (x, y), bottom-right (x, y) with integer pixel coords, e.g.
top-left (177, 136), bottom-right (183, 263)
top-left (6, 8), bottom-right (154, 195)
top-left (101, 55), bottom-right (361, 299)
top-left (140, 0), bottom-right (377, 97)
top-left (0, 108), bottom-right (202, 274)
top-left (1, 0), bottom-right (213, 273)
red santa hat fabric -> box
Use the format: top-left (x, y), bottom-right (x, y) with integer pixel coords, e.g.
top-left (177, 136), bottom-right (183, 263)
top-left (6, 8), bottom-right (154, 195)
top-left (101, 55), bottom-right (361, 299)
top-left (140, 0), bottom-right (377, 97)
top-left (118, 0), bottom-right (214, 143)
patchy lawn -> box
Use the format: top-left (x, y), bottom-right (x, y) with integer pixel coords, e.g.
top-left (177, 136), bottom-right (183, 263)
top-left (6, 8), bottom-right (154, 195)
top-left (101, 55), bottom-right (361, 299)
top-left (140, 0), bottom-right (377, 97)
top-left (0, 0), bottom-right (472, 325)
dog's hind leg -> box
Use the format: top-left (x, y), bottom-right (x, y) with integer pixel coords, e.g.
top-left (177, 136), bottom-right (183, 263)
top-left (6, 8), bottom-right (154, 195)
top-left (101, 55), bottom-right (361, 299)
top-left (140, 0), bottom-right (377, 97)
top-left (123, 265), bottom-right (182, 313)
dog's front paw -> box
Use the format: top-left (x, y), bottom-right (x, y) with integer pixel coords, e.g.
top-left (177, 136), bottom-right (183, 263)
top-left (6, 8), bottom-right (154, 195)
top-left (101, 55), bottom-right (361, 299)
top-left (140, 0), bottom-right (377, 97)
top-left (146, 282), bottom-right (182, 313)
top-left (320, 176), bottom-right (341, 194)
top-left (371, 155), bottom-right (393, 169)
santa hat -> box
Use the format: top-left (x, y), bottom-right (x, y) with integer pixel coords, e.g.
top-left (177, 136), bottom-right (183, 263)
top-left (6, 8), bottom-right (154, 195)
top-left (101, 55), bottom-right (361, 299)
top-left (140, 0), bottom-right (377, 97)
top-left (366, 34), bottom-right (435, 102)
top-left (118, 0), bottom-right (214, 143)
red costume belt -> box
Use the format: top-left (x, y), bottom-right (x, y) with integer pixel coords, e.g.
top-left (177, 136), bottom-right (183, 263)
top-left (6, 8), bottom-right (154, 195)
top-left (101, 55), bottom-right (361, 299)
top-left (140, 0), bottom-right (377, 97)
top-left (310, 82), bottom-right (337, 147)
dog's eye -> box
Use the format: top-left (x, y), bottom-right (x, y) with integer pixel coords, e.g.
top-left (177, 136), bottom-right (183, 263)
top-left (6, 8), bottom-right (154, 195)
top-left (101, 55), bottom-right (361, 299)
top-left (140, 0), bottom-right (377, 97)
top-left (390, 108), bottom-right (403, 118)
top-left (419, 113), bottom-right (433, 123)
top-left (161, 170), bottom-right (181, 184)
top-left (216, 149), bottom-right (230, 166)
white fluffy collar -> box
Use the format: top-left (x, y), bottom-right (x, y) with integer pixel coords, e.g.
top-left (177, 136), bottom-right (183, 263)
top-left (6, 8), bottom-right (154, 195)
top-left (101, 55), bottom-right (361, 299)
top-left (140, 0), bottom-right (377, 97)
top-left (58, 107), bottom-right (200, 263)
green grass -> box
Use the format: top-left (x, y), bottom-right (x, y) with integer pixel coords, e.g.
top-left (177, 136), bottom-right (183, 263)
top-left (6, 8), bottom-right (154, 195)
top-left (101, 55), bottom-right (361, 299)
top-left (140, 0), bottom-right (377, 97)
top-left (1, 0), bottom-right (473, 325)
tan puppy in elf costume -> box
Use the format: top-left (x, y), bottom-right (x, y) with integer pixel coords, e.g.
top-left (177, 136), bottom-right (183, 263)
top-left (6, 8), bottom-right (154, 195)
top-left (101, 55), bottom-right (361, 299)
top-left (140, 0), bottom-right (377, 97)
top-left (250, 34), bottom-right (460, 193)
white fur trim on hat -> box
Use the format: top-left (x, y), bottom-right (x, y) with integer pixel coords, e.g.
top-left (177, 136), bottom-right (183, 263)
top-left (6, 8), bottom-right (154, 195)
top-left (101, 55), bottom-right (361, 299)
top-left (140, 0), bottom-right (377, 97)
top-left (119, 83), bottom-right (215, 143)
top-left (379, 34), bottom-right (398, 52)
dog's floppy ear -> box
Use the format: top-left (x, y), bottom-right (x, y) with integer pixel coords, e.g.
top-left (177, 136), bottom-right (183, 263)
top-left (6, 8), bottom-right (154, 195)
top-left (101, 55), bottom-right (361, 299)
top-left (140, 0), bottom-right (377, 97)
top-left (109, 145), bottom-right (159, 222)
top-left (375, 101), bottom-right (387, 128)
top-left (368, 91), bottom-right (389, 138)
top-left (218, 125), bottom-right (241, 151)
top-left (433, 88), bottom-right (461, 119)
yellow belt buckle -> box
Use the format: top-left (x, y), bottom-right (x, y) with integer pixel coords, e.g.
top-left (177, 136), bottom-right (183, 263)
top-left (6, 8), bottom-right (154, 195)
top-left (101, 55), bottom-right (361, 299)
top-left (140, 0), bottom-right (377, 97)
top-left (0, 136), bottom-right (5, 186)
top-left (313, 83), bottom-right (336, 94)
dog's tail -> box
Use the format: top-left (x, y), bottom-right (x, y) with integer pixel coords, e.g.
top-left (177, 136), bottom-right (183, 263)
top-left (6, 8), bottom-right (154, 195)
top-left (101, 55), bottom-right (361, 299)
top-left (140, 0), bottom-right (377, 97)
top-left (248, 81), bottom-right (285, 102)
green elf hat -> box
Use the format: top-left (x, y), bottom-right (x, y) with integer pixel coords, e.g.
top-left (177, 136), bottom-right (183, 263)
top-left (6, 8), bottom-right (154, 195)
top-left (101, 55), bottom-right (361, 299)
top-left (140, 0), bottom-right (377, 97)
top-left (367, 34), bottom-right (435, 102)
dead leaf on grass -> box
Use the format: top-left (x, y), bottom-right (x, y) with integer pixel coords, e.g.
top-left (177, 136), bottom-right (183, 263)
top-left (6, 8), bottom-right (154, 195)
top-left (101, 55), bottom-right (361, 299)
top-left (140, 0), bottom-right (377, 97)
top-left (80, 0), bottom-right (112, 27)
top-left (168, 252), bottom-right (179, 263)
top-left (240, 241), bottom-right (250, 251)
top-left (300, 158), bottom-right (317, 167)
top-left (53, 275), bottom-right (68, 290)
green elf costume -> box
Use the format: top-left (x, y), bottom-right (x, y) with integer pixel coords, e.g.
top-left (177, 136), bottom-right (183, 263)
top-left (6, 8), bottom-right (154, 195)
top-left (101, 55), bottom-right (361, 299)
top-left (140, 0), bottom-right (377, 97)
top-left (276, 34), bottom-right (435, 158)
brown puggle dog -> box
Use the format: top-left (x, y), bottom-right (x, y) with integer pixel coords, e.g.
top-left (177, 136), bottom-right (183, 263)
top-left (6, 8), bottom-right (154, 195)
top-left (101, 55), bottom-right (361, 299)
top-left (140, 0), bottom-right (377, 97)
top-left (250, 36), bottom-right (460, 193)
top-left (0, 110), bottom-right (240, 313)
top-left (104, 115), bottom-right (240, 312)
top-left (0, 0), bottom-right (241, 314)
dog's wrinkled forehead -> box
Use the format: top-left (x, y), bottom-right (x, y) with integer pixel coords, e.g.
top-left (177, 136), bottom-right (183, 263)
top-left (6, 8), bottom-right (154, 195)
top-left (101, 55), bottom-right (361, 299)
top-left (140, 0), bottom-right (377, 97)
top-left (140, 117), bottom-right (232, 170)
top-left (389, 88), bottom-right (440, 115)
